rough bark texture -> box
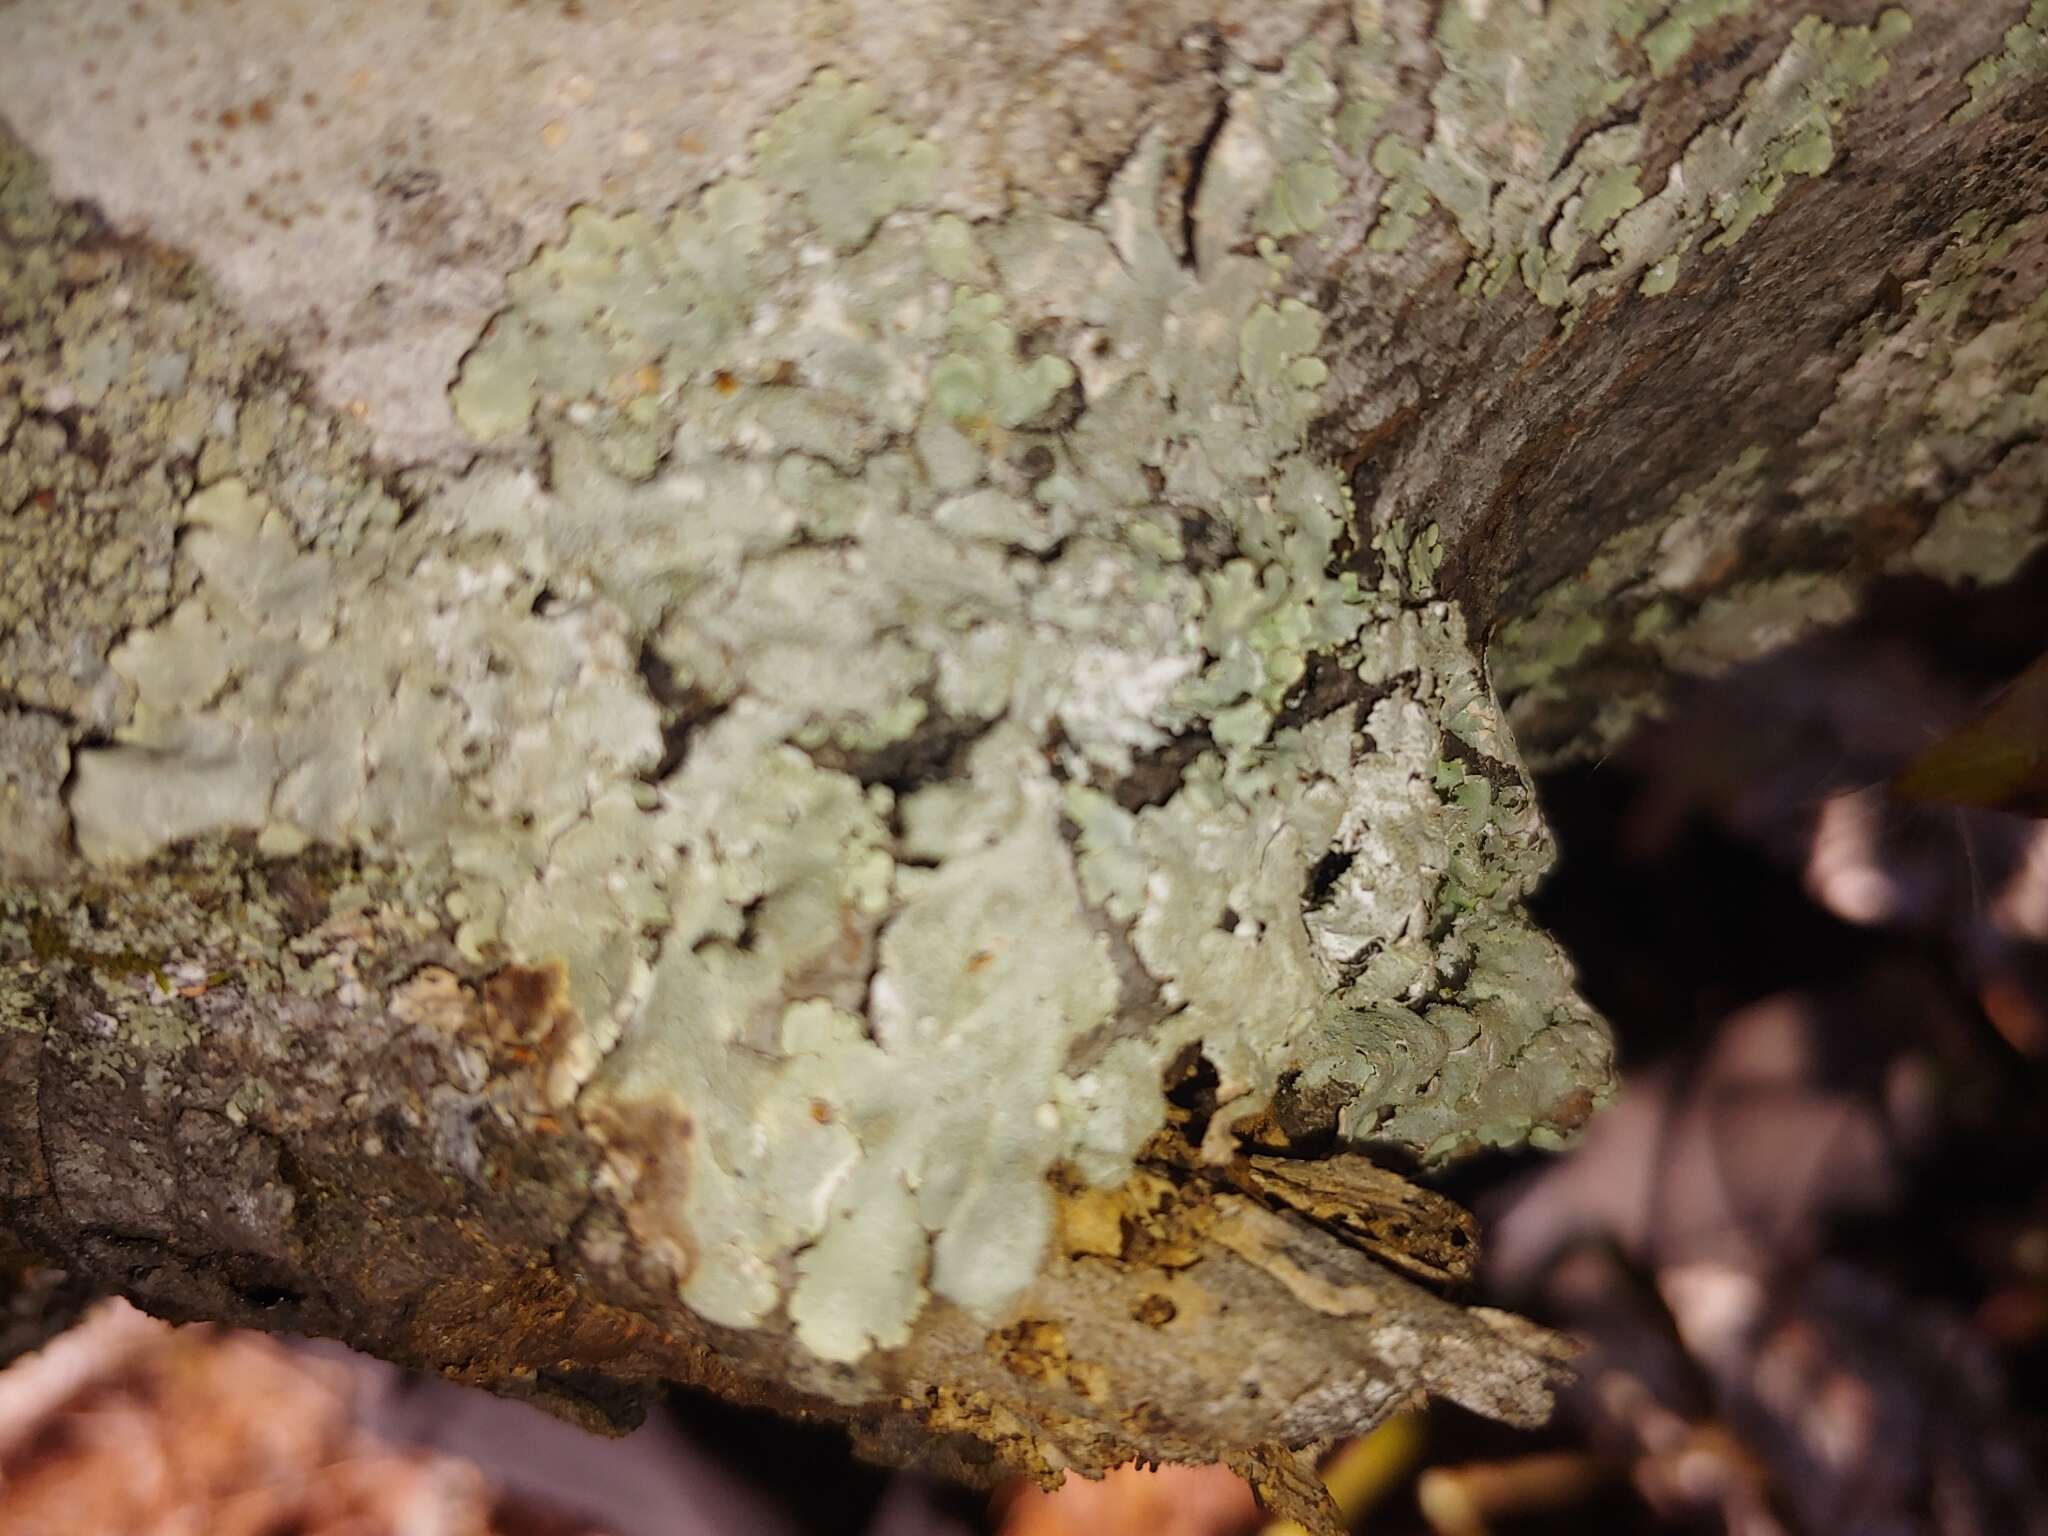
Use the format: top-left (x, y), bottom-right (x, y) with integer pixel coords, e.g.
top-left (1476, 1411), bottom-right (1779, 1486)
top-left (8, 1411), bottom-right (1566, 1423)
top-left (2, 2), bottom-right (2046, 1530)
top-left (0, 845), bottom-right (1568, 1528)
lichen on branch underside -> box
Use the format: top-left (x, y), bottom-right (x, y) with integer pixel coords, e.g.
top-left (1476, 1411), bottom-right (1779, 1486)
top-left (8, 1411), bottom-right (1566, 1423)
top-left (42, 62), bottom-right (1611, 1365)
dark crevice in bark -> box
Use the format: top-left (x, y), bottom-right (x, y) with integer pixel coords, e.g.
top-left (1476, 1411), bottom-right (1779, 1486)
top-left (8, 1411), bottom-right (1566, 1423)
top-left (1302, 847), bottom-right (1353, 910)
top-left (1824, 266), bottom-right (1912, 354)
top-left (1627, 21), bottom-right (1779, 204)
top-left (221, 1270), bottom-right (305, 1313)
top-left (1175, 507), bottom-right (1241, 572)
top-left (804, 700), bottom-right (1001, 803)
top-left (0, 690), bottom-right (86, 732)
top-left (1177, 80), bottom-right (1232, 272)
top-left (1255, 1068), bottom-right (1355, 1153)
top-left (1535, 110), bottom-right (1642, 260)
top-left (1436, 729), bottom-right (1523, 798)
top-left (1110, 728), bottom-right (1215, 813)
top-left (380, 464), bottom-right (435, 530)
top-left (1272, 651), bottom-right (1386, 737)
top-left (1054, 813), bottom-right (1183, 1073)
top-left (1162, 1044), bottom-right (1223, 1138)
top-left (634, 641), bottom-right (730, 784)
top-left (257, 843), bottom-right (366, 940)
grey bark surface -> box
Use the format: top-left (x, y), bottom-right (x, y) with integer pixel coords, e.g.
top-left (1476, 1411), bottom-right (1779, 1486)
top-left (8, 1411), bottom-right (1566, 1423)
top-left (3, 2), bottom-right (2046, 1529)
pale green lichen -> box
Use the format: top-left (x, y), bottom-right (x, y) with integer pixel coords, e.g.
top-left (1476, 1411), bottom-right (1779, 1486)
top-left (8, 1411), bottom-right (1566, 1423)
top-left (0, 114), bottom-right (401, 909)
top-left (61, 72), bottom-right (1611, 1365)
top-left (1335, 2), bottom-right (1398, 157)
top-left (1640, 0), bottom-right (1757, 79)
top-left (931, 291), bottom-right (1077, 428)
top-left (1503, 205), bottom-right (2048, 764)
top-left (1603, 9), bottom-right (1909, 297)
top-left (750, 68), bottom-right (940, 251)
top-left (1488, 611), bottom-right (1606, 699)
top-left (1664, 570), bottom-right (1857, 673)
top-left (1801, 207), bottom-right (2048, 587)
top-left (1364, 0), bottom-right (1637, 293)
top-left (1493, 445), bottom-right (1788, 754)
top-left (0, 710), bottom-right (71, 881)
top-left (1250, 46), bottom-right (1345, 241)
top-left (1952, 0), bottom-right (2048, 124)
top-left (1365, 3), bottom-right (1907, 311)
top-left (1493, 445), bottom-right (1772, 699)
top-left (1908, 452), bottom-right (2048, 585)
top-left (447, 183), bottom-right (768, 446)
top-left (1699, 13), bottom-right (1907, 249)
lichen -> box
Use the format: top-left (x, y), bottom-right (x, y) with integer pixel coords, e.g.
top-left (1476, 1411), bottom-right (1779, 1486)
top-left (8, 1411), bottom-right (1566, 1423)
top-left (1334, 3), bottom-right (1398, 158)
top-left (1492, 445), bottom-right (1772, 707)
top-left (1248, 46), bottom-right (1345, 242)
top-left (1908, 453), bottom-right (2048, 585)
top-left (1665, 570), bottom-right (1858, 672)
top-left (52, 69), bottom-right (1610, 1365)
top-left (750, 69), bottom-right (941, 252)
top-left (1639, 1), bottom-right (1757, 79)
top-left (1952, 0), bottom-right (2048, 125)
top-left (0, 711), bottom-right (71, 881)
top-left (1500, 206), bottom-right (2048, 763)
top-left (1606, 7), bottom-right (1910, 304)
top-left (1363, 3), bottom-right (1908, 311)
top-left (1824, 207), bottom-right (2048, 587)
top-left (1364, 0), bottom-right (1641, 296)
top-left (0, 124), bottom-right (397, 740)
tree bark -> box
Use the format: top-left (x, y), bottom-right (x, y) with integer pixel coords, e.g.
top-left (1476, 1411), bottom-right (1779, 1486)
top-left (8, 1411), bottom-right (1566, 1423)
top-left (2, 2), bottom-right (2044, 1528)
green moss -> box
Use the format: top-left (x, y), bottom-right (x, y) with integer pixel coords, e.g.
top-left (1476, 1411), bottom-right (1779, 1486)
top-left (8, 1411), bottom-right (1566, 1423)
top-left (25, 911), bottom-right (168, 978)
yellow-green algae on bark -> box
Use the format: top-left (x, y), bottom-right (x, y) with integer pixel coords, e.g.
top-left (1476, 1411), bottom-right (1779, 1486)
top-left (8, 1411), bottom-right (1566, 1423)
top-left (53, 68), bottom-right (1611, 1367)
